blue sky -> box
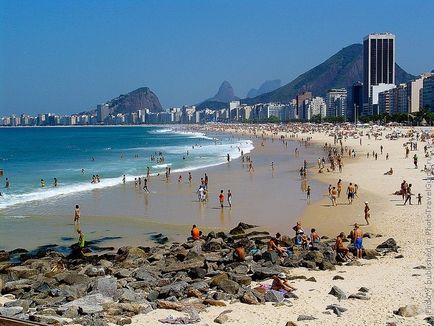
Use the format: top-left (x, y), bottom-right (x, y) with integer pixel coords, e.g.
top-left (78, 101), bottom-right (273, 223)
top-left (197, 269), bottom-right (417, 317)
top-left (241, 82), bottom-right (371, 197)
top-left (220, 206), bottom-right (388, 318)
top-left (1, 0), bottom-right (433, 115)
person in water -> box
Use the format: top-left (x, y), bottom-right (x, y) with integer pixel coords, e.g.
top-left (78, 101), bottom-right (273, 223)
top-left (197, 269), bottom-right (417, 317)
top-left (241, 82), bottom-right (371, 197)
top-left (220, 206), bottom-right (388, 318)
top-left (77, 229), bottom-right (85, 253)
top-left (40, 179), bottom-right (46, 187)
top-left (74, 205), bottom-right (80, 225)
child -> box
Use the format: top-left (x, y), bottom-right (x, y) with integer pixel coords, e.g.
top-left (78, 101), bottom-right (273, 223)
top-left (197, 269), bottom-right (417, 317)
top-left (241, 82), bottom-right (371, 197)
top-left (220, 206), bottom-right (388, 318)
top-left (301, 234), bottom-right (309, 250)
top-left (417, 193), bottom-right (422, 205)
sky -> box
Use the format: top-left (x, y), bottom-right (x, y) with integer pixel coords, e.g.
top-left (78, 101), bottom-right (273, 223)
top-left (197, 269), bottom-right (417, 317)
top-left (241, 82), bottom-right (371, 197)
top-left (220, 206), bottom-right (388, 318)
top-left (0, 0), bottom-right (433, 115)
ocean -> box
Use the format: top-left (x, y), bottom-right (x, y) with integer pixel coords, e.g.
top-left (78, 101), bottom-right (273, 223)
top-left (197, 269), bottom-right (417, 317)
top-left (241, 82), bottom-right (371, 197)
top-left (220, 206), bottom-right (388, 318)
top-left (0, 126), bottom-right (253, 210)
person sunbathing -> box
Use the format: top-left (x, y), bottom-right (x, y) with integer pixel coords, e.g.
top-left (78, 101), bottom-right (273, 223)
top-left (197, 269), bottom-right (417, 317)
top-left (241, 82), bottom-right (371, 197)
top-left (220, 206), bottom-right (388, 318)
top-left (335, 232), bottom-right (352, 261)
top-left (271, 273), bottom-right (296, 292)
top-left (384, 168), bottom-right (393, 175)
top-left (267, 237), bottom-right (286, 256)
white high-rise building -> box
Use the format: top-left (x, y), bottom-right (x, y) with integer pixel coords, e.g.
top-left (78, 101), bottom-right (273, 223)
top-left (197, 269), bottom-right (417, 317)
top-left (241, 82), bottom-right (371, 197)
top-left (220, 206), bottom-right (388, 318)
top-left (326, 89), bottom-right (347, 118)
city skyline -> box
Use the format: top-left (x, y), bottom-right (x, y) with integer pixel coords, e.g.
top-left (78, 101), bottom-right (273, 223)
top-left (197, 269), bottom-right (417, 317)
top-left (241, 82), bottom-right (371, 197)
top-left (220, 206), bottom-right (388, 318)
top-left (1, 0), bottom-right (434, 115)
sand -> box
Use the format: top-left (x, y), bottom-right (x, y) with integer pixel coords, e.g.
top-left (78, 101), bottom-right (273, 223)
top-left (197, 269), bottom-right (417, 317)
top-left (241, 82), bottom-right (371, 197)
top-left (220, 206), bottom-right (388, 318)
top-left (131, 125), bottom-right (432, 326)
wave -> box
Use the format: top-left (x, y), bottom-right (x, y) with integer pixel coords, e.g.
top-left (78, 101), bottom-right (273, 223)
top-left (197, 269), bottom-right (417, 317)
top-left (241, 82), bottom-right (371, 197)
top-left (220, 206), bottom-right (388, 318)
top-left (0, 140), bottom-right (254, 210)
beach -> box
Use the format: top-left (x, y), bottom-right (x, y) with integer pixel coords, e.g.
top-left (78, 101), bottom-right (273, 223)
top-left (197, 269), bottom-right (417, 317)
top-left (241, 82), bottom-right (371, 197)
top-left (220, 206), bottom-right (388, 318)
top-left (0, 123), bottom-right (432, 326)
top-left (129, 124), bottom-right (431, 325)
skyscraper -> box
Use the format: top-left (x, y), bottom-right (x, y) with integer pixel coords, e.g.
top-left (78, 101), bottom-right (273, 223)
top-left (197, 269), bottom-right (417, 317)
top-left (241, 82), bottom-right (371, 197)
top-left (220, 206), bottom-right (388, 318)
top-left (363, 33), bottom-right (395, 115)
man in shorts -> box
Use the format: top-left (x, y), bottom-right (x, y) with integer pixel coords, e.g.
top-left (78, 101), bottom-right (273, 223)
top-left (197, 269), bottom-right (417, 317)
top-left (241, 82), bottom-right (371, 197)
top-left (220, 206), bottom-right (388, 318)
top-left (353, 223), bottom-right (363, 259)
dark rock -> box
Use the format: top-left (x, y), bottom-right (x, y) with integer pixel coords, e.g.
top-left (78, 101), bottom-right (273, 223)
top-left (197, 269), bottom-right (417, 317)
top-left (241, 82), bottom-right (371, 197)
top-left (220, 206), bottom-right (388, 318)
top-left (203, 238), bottom-right (225, 252)
top-left (115, 268), bottom-right (132, 278)
top-left (395, 254), bottom-right (404, 259)
top-left (301, 260), bottom-right (317, 269)
top-left (229, 226), bottom-right (245, 236)
top-left (212, 292), bottom-right (230, 301)
top-left (190, 281), bottom-right (209, 292)
top-left (424, 316), bottom-right (434, 326)
top-left (7, 266), bottom-right (38, 279)
top-left (306, 277), bottom-right (317, 282)
top-left (162, 256), bottom-right (205, 273)
top-left (303, 251), bottom-right (324, 264)
top-left (332, 275), bottom-right (345, 280)
top-left (326, 304), bottom-right (347, 316)
top-left (188, 267), bottom-right (207, 279)
top-left (328, 286), bottom-right (347, 300)
top-left (262, 251), bottom-right (279, 264)
top-left (0, 251), bottom-right (9, 262)
top-left (133, 269), bottom-right (159, 285)
top-left (214, 309), bottom-right (232, 324)
top-left (414, 265), bottom-right (426, 269)
top-left (348, 292), bottom-right (371, 300)
top-left (56, 271), bottom-right (90, 286)
top-left (285, 322), bottom-right (297, 326)
top-left (238, 222), bottom-right (257, 230)
top-left (282, 257), bottom-right (302, 268)
top-left (297, 315), bottom-right (317, 321)
top-left (159, 281), bottom-right (189, 298)
top-left (203, 299), bottom-right (227, 307)
top-left (2, 279), bottom-right (32, 293)
top-left (210, 273), bottom-right (229, 286)
top-left (217, 279), bottom-right (240, 295)
top-left (363, 249), bottom-right (380, 259)
top-left (264, 290), bottom-right (284, 303)
top-left (0, 306), bottom-right (23, 317)
top-left (376, 238), bottom-right (398, 252)
top-left (251, 265), bottom-right (284, 280)
top-left (229, 274), bottom-right (252, 286)
top-left (358, 287), bottom-right (369, 293)
top-left (3, 299), bottom-right (31, 312)
top-left (319, 261), bottom-right (336, 271)
top-left (92, 277), bottom-right (117, 298)
top-left (60, 294), bottom-right (113, 314)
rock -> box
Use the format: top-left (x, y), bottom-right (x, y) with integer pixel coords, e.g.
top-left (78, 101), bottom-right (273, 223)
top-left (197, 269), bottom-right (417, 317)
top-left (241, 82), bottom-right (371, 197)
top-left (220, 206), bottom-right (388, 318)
top-left (190, 281), bottom-right (209, 292)
top-left (119, 317), bottom-right (132, 325)
top-left (217, 279), bottom-right (240, 295)
top-left (240, 291), bottom-right (259, 305)
top-left (188, 267), bottom-right (206, 279)
top-left (3, 299), bottom-right (31, 312)
top-left (376, 238), bottom-right (398, 252)
top-left (328, 286), bottom-right (347, 300)
top-left (203, 238), bottom-right (225, 252)
top-left (62, 306), bottom-right (79, 319)
top-left (425, 316), bottom-right (434, 325)
top-left (85, 266), bottom-right (105, 277)
top-left (395, 254), bottom-right (404, 259)
top-left (358, 287), bottom-right (369, 293)
top-left (115, 268), bottom-right (132, 278)
top-left (159, 281), bottom-right (189, 298)
top-left (146, 290), bottom-right (159, 302)
top-left (229, 274), bottom-right (251, 286)
top-left (214, 309), bottom-right (232, 324)
top-left (301, 260), bottom-right (317, 269)
top-left (123, 247), bottom-right (148, 260)
top-left (232, 264), bottom-right (249, 274)
top-left (2, 279), bottom-right (32, 293)
top-left (203, 299), bottom-right (227, 307)
top-left (303, 251), bottom-right (324, 264)
top-left (319, 261), bottom-right (336, 271)
top-left (99, 259), bottom-right (113, 269)
top-left (120, 288), bottom-right (145, 303)
top-left (238, 222), bottom-right (257, 230)
top-left (210, 273), bottom-right (229, 287)
top-left (7, 266), bottom-right (38, 279)
top-left (162, 256), bottom-right (205, 273)
top-left (285, 322), bottom-right (297, 326)
top-left (156, 300), bottom-right (183, 311)
top-left (264, 290), bottom-right (285, 303)
top-left (60, 293), bottom-right (113, 314)
top-left (133, 268), bottom-right (159, 284)
top-left (229, 226), bottom-right (245, 236)
top-left (363, 249), bottom-right (380, 259)
top-left (414, 265), bottom-right (426, 269)
top-left (306, 277), bottom-right (317, 282)
top-left (93, 277), bottom-right (117, 298)
top-left (0, 251), bottom-right (9, 262)
top-left (262, 251), bottom-right (279, 264)
top-left (30, 314), bottom-right (73, 325)
top-left (395, 304), bottom-right (420, 317)
top-left (332, 275), bottom-right (344, 280)
top-left (297, 315), bottom-right (317, 321)
top-left (186, 287), bottom-right (203, 299)
top-left (326, 304), bottom-right (347, 316)
top-left (251, 265), bottom-right (284, 280)
top-left (345, 260), bottom-right (362, 266)
top-left (57, 271), bottom-right (90, 286)
top-left (348, 292), bottom-right (371, 300)
top-left (0, 306), bottom-right (23, 317)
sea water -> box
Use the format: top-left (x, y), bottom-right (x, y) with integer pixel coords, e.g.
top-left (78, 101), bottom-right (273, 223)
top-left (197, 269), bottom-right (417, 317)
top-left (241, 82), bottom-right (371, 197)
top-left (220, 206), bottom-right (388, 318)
top-left (0, 126), bottom-right (253, 210)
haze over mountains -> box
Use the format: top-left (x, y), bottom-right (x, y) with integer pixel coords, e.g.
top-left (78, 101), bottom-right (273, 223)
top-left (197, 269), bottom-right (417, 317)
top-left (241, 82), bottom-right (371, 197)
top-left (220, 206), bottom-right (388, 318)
top-left (91, 43), bottom-right (415, 115)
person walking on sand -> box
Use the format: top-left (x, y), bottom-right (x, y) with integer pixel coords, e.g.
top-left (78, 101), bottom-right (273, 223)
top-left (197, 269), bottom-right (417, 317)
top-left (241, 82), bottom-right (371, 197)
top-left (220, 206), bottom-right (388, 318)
top-left (74, 205), bottom-right (80, 226)
top-left (364, 202), bottom-right (370, 225)
top-left (404, 184), bottom-right (413, 205)
top-left (413, 154), bottom-right (418, 169)
top-left (330, 187), bottom-right (338, 206)
top-left (337, 179), bottom-right (342, 198)
top-left (143, 178), bottom-right (149, 193)
top-left (188, 172), bottom-right (192, 184)
top-left (219, 190), bottom-right (225, 208)
top-left (417, 193), bottom-right (422, 205)
top-left (227, 189), bottom-right (232, 207)
top-left (347, 183), bottom-right (355, 205)
top-left (306, 185), bottom-right (311, 204)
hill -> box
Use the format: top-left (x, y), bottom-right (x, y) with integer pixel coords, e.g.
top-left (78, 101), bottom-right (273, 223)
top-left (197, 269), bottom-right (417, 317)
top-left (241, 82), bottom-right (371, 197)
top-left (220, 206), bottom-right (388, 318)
top-left (247, 79), bottom-right (281, 98)
top-left (106, 87), bottom-right (163, 114)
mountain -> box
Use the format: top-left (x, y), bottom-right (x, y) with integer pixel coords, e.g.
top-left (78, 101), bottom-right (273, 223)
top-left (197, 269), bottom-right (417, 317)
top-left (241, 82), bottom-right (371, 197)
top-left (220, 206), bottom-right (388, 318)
top-left (245, 43), bottom-right (416, 104)
top-left (247, 79), bottom-right (281, 98)
top-left (196, 81), bottom-right (239, 110)
top-left (106, 87), bottom-right (163, 114)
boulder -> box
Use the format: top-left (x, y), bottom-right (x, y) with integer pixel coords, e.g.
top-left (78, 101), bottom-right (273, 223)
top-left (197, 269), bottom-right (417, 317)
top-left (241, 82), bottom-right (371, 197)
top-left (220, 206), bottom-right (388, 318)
top-left (251, 266), bottom-right (284, 280)
top-left (85, 266), bottom-right (105, 277)
top-left (217, 279), bottom-right (239, 295)
top-left (3, 299), bottom-right (31, 312)
top-left (214, 310), bottom-right (232, 324)
top-left (264, 290), bottom-right (285, 303)
top-left (303, 251), bottom-right (324, 264)
top-left (363, 249), bottom-right (380, 259)
top-left (2, 279), bottom-right (32, 294)
top-left (210, 273), bottom-right (229, 287)
top-left (332, 275), bottom-right (345, 280)
top-left (162, 257), bottom-right (204, 273)
top-left (0, 251), bottom-right (9, 262)
top-left (0, 306), bottom-right (23, 317)
top-left (229, 274), bottom-right (251, 286)
top-left (328, 286), bottom-right (347, 300)
top-left (188, 267), bottom-right (206, 279)
top-left (229, 225), bottom-right (245, 236)
top-left (93, 277), bottom-right (117, 298)
top-left (203, 299), bottom-right (227, 307)
top-left (156, 300), bottom-right (183, 311)
top-left (60, 293), bottom-right (113, 314)
top-left (186, 287), bottom-right (203, 299)
top-left (348, 292), bottom-right (371, 300)
top-left (262, 251), bottom-right (279, 264)
top-left (7, 266), bottom-right (38, 279)
top-left (326, 304), bottom-right (347, 316)
top-left (297, 315), bottom-right (317, 321)
top-left (203, 238), bottom-right (225, 252)
top-left (376, 238), bottom-right (398, 252)
top-left (395, 304), bottom-right (420, 317)
top-left (240, 291), bottom-right (259, 305)
top-left (56, 271), bottom-right (90, 286)
top-left (319, 261), bottom-right (335, 271)
top-left (306, 277), bottom-right (317, 282)
top-left (159, 281), bottom-right (189, 298)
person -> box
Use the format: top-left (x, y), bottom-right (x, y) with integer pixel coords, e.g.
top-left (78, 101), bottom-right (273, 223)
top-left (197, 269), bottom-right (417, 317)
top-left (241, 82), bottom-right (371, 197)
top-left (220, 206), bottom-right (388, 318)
top-left (417, 193), bottom-right (423, 205)
top-left (267, 237), bottom-right (285, 256)
top-left (306, 185), bottom-right (311, 203)
top-left (271, 273), bottom-right (296, 292)
top-left (122, 175), bottom-right (126, 184)
top-left (227, 153), bottom-right (230, 162)
top-left (197, 185), bottom-right (205, 202)
top-left (74, 205), bottom-right (80, 224)
top-left (190, 225), bottom-right (201, 240)
top-left (310, 228), bottom-right (320, 245)
top-left (337, 179), bottom-right (342, 198)
top-left (413, 154), bottom-right (418, 169)
top-left (54, 177), bottom-right (58, 187)
top-left (227, 189), bottom-right (232, 207)
top-left (188, 172), bottom-right (192, 183)
top-left (5, 178), bottom-right (10, 189)
top-left (143, 178), bottom-right (149, 192)
top-left (178, 175), bottom-right (182, 183)
top-left (301, 234), bottom-right (309, 250)
top-left (233, 244), bottom-right (246, 262)
top-left (346, 183), bottom-right (355, 204)
top-left (40, 179), bottom-right (46, 187)
top-left (404, 184), bottom-right (413, 205)
top-left (364, 202), bottom-right (370, 225)
top-left (353, 223), bottom-right (363, 259)
top-left (335, 232), bottom-right (352, 261)
top-left (384, 168), bottom-right (393, 175)
top-left (330, 186), bottom-right (338, 206)
top-left (204, 173), bottom-right (209, 188)
top-left (77, 229), bottom-right (85, 253)
top-left (386, 153), bottom-right (389, 160)
top-left (219, 190), bottom-right (224, 208)
top-left (292, 222), bottom-right (305, 245)
top-left (354, 184), bottom-right (359, 198)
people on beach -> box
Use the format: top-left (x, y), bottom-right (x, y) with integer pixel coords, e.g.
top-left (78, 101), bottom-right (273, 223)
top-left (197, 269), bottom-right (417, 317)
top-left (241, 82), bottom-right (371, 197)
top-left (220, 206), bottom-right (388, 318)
top-left (74, 205), bottom-right (80, 227)
top-left (77, 229), bottom-right (85, 253)
top-left (346, 183), bottom-right (355, 204)
top-left (306, 185), bottom-right (311, 204)
top-left (292, 222), bottom-right (305, 245)
top-left (267, 236), bottom-right (286, 256)
top-left (122, 175), bottom-right (126, 184)
top-left (335, 232), bottom-right (352, 261)
top-left (190, 224), bottom-right (201, 240)
top-left (353, 223), bottom-right (363, 259)
top-left (330, 187), bottom-right (338, 206)
top-left (233, 243), bottom-right (246, 262)
top-left (404, 184), bottom-right (413, 205)
top-left (143, 178), bottom-right (149, 192)
top-left (310, 228), bottom-right (320, 246)
top-left (384, 168), bottom-right (393, 175)
top-left (219, 190), bottom-right (224, 208)
top-left (413, 154), bottom-right (418, 169)
top-left (188, 172), bottom-right (192, 183)
top-left (54, 177), bottom-right (58, 187)
top-left (227, 189), bottom-right (232, 207)
top-left (271, 273), bottom-right (296, 292)
top-left (364, 202), bottom-right (370, 225)
top-left (417, 193), bottom-right (422, 205)
top-left (337, 179), bottom-right (342, 197)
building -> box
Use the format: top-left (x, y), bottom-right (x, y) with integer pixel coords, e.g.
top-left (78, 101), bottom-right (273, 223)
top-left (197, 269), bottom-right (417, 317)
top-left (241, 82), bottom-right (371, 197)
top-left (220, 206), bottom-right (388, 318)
top-left (371, 83), bottom-right (396, 115)
top-left (423, 75), bottom-right (434, 110)
top-left (407, 76), bottom-right (425, 113)
top-left (303, 97), bottom-right (326, 120)
top-left (326, 89), bottom-right (347, 118)
top-left (348, 82), bottom-right (363, 122)
top-left (363, 33), bottom-right (395, 115)
top-left (296, 91), bottom-right (312, 119)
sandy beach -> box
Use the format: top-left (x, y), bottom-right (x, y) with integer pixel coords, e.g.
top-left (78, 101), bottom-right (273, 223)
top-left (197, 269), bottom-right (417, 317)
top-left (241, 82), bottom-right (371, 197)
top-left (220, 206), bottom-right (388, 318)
top-left (129, 124), bottom-right (432, 326)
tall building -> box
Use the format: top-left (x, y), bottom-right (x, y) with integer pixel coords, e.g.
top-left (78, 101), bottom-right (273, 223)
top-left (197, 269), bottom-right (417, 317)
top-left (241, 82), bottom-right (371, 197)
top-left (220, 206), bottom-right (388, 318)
top-left (326, 88), bottom-right (347, 118)
top-left (304, 97), bottom-right (326, 120)
top-left (348, 82), bottom-right (363, 122)
top-left (423, 75), bottom-right (434, 110)
top-left (363, 33), bottom-right (395, 115)
top-left (407, 76), bottom-right (425, 113)
top-left (296, 91), bottom-right (312, 119)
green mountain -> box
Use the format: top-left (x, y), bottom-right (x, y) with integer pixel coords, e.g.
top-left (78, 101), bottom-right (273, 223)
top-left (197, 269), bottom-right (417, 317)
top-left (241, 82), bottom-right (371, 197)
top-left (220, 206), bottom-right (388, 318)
top-left (107, 87), bottom-right (163, 114)
top-left (244, 43), bottom-right (415, 104)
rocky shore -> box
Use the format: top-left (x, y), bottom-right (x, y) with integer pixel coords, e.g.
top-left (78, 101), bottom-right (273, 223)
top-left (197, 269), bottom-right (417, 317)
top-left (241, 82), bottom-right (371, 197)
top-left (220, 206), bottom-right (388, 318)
top-left (0, 222), bottom-right (401, 326)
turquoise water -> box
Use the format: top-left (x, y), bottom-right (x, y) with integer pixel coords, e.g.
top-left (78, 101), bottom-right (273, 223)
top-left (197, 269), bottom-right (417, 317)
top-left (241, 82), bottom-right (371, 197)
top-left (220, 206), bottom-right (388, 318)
top-left (0, 126), bottom-right (253, 210)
